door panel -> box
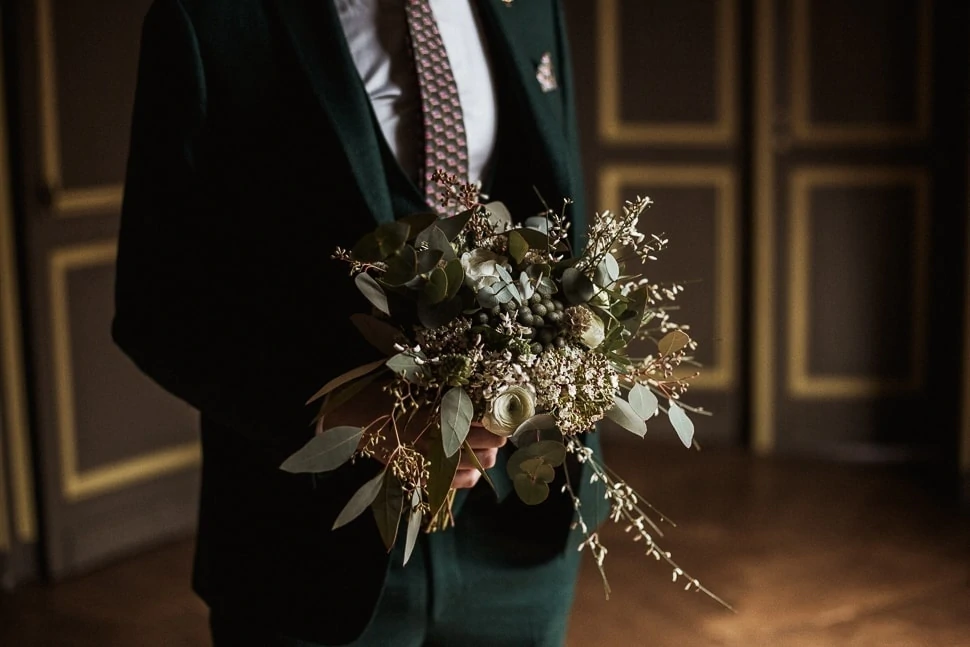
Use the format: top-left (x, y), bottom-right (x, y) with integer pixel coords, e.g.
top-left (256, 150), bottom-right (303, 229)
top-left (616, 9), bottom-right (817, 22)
top-left (566, 0), bottom-right (745, 447)
top-left (753, 0), bottom-right (964, 463)
top-left (12, 0), bottom-right (200, 579)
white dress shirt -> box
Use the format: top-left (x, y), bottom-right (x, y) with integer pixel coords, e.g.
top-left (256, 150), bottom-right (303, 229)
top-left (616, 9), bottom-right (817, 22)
top-left (333, 0), bottom-right (498, 187)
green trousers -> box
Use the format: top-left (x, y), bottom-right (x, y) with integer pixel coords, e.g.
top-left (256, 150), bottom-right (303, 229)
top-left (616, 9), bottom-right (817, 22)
top-left (209, 486), bottom-right (582, 646)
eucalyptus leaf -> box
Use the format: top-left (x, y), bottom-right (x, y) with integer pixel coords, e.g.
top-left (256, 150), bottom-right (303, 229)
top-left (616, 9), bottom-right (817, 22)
top-left (305, 358), bottom-right (387, 404)
top-left (444, 259), bottom-right (464, 300)
top-left (518, 272), bottom-right (536, 301)
top-left (509, 413), bottom-right (558, 446)
top-left (350, 313), bottom-right (403, 356)
top-left (605, 395), bottom-right (648, 437)
top-left (333, 470), bottom-right (386, 530)
top-left (318, 370), bottom-right (383, 418)
top-left (433, 210), bottom-right (472, 241)
top-left (371, 474), bottom-right (404, 551)
top-left (523, 216), bottom-right (550, 234)
top-left (423, 266), bottom-right (449, 304)
top-left (508, 230), bottom-right (529, 264)
top-left (441, 387), bottom-right (473, 457)
top-left (403, 491), bottom-right (422, 566)
top-left (383, 246), bottom-right (418, 287)
top-left (386, 353), bottom-right (427, 383)
top-left (593, 253), bottom-right (621, 287)
top-left (415, 248), bottom-right (445, 275)
top-left (515, 227), bottom-right (549, 249)
top-left (507, 440), bottom-right (567, 478)
top-left (658, 329), bottom-right (691, 355)
top-left (562, 267), bottom-right (596, 304)
top-left (484, 201), bottom-right (513, 231)
top-left (513, 473), bottom-right (550, 505)
top-left (280, 425), bottom-right (363, 473)
top-left (476, 286), bottom-right (500, 309)
top-left (518, 458), bottom-right (556, 484)
top-left (668, 401), bottom-right (695, 449)
top-left (494, 263), bottom-right (515, 284)
top-left (416, 225), bottom-right (456, 262)
top-left (399, 212), bottom-right (439, 240)
top-left (627, 383), bottom-right (659, 420)
top-left (536, 275), bottom-right (557, 296)
top-left (355, 272), bottom-right (390, 315)
top-left (427, 429), bottom-right (460, 518)
top-left (418, 294), bottom-right (463, 328)
top-left (352, 221), bottom-right (410, 262)
top-left (462, 439), bottom-right (496, 495)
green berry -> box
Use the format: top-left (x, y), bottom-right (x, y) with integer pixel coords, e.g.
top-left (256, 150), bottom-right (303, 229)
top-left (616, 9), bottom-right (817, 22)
top-left (530, 342), bottom-right (543, 355)
top-left (532, 303), bottom-right (548, 317)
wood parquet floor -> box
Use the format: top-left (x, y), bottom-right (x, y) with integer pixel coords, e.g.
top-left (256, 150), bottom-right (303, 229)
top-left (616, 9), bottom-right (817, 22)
top-left (2, 438), bottom-right (968, 646)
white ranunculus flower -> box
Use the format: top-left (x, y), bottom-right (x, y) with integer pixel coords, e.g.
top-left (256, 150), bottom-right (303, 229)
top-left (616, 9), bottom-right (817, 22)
top-left (579, 306), bottom-right (606, 349)
top-left (460, 248), bottom-right (509, 291)
top-left (482, 386), bottom-right (536, 437)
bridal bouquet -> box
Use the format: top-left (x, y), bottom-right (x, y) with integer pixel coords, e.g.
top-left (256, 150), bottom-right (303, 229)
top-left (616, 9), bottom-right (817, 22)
top-left (282, 172), bottom-right (728, 606)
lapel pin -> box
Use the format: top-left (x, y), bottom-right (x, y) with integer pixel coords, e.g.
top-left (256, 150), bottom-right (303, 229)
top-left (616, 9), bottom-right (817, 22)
top-left (536, 52), bottom-right (558, 93)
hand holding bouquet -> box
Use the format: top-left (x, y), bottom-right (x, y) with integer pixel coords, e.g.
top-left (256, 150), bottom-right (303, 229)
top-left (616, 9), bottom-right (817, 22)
top-left (282, 172), bottom-right (729, 607)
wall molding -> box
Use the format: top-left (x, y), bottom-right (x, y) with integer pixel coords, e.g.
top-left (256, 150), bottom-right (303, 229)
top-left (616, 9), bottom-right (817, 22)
top-left (598, 164), bottom-right (739, 391)
top-left (597, 0), bottom-right (738, 145)
top-left (790, 0), bottom-right (933, 145)
top-left (752, 0), bottom-right (776, 453)
top-left (36, 0), bottom-right (124, 218)
top-left (786, 166), bottom-right (930, 398)
top-left (49, 241), bottom-right (200, 502)
top-left (0, 8), bottom-right (38, 543)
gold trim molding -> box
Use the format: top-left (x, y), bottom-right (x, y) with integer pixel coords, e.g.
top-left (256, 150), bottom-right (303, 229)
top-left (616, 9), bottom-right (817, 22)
top-left (963, 156), bottom-right (970, 475)
top-left (599, 164), bottom-right (738, 390)
top-left (1, 9), bottom-right (38, 543)
top-left (36, 0), bottom-right (123, 217)
top-left (790, 0), bottom-right (933, 145)
top-left (50, 242), bottom-right (200, 502)
top-left (0, 437), bottom-right (9, 552)
top-left (753, 0), bottom-right (776, 453)
top-left (597, 0), bottom-right (737, 145)
top-left (787, 167), bottom-right (930, 398)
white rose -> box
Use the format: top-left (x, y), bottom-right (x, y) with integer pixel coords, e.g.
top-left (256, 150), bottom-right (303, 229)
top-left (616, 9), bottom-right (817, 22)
top-left (482, 386), bottom-right (536, 437)
top-left (579, 306), bottom-right (606, 349)
top-left (460, 249), bottom-right (509, 292)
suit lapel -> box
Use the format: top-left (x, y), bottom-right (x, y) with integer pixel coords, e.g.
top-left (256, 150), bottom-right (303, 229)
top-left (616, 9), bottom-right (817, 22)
top-left (476, 0), bottom-right (572, 199)
top-left (268, 0), bottom-right (394, 223)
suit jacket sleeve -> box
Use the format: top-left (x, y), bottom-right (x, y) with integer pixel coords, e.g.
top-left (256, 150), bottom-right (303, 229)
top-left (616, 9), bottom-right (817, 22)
top-left (113, 0), bottom-right (322, 457)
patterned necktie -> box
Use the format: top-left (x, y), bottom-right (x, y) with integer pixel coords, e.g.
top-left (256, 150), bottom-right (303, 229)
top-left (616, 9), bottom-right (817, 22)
top-left (404, 0), bottom-right (469, 214)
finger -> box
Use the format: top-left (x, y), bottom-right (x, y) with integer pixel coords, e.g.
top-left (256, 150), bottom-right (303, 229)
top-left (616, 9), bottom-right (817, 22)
top-left (452, 468), bottom-right (481, 489)
top-left (465, 425), bottom-right (508, 449)
top-left (459, 448), bottom-right (498, 470)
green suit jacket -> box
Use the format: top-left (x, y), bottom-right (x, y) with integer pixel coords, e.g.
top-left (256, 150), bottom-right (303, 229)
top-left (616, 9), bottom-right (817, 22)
top-left (113, 0), bottom-right (607, 643)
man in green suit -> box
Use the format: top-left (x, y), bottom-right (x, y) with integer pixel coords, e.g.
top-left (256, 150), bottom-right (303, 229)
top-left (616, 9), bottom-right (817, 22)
top-left (113, 0), bottom-right (606, 644)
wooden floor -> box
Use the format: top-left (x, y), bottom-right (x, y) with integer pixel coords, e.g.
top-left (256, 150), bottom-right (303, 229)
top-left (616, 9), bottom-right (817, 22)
top-left (2, 439), bottom-right (968, 646)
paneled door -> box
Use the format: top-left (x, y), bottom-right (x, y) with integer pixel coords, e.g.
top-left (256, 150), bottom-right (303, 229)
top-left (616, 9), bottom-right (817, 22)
top-left (9, 0), bottom-right (200, 578)
top-left (565, 0), bottom-right (747, 448)
top-left (752, 0), bottom-right (966, 468)
top-left (564, 0), bottom-right (967, 477)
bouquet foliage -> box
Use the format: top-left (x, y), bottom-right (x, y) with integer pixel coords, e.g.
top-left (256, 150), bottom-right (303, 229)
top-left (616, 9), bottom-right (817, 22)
top-left (282, 172), bottom-right (727, 606)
